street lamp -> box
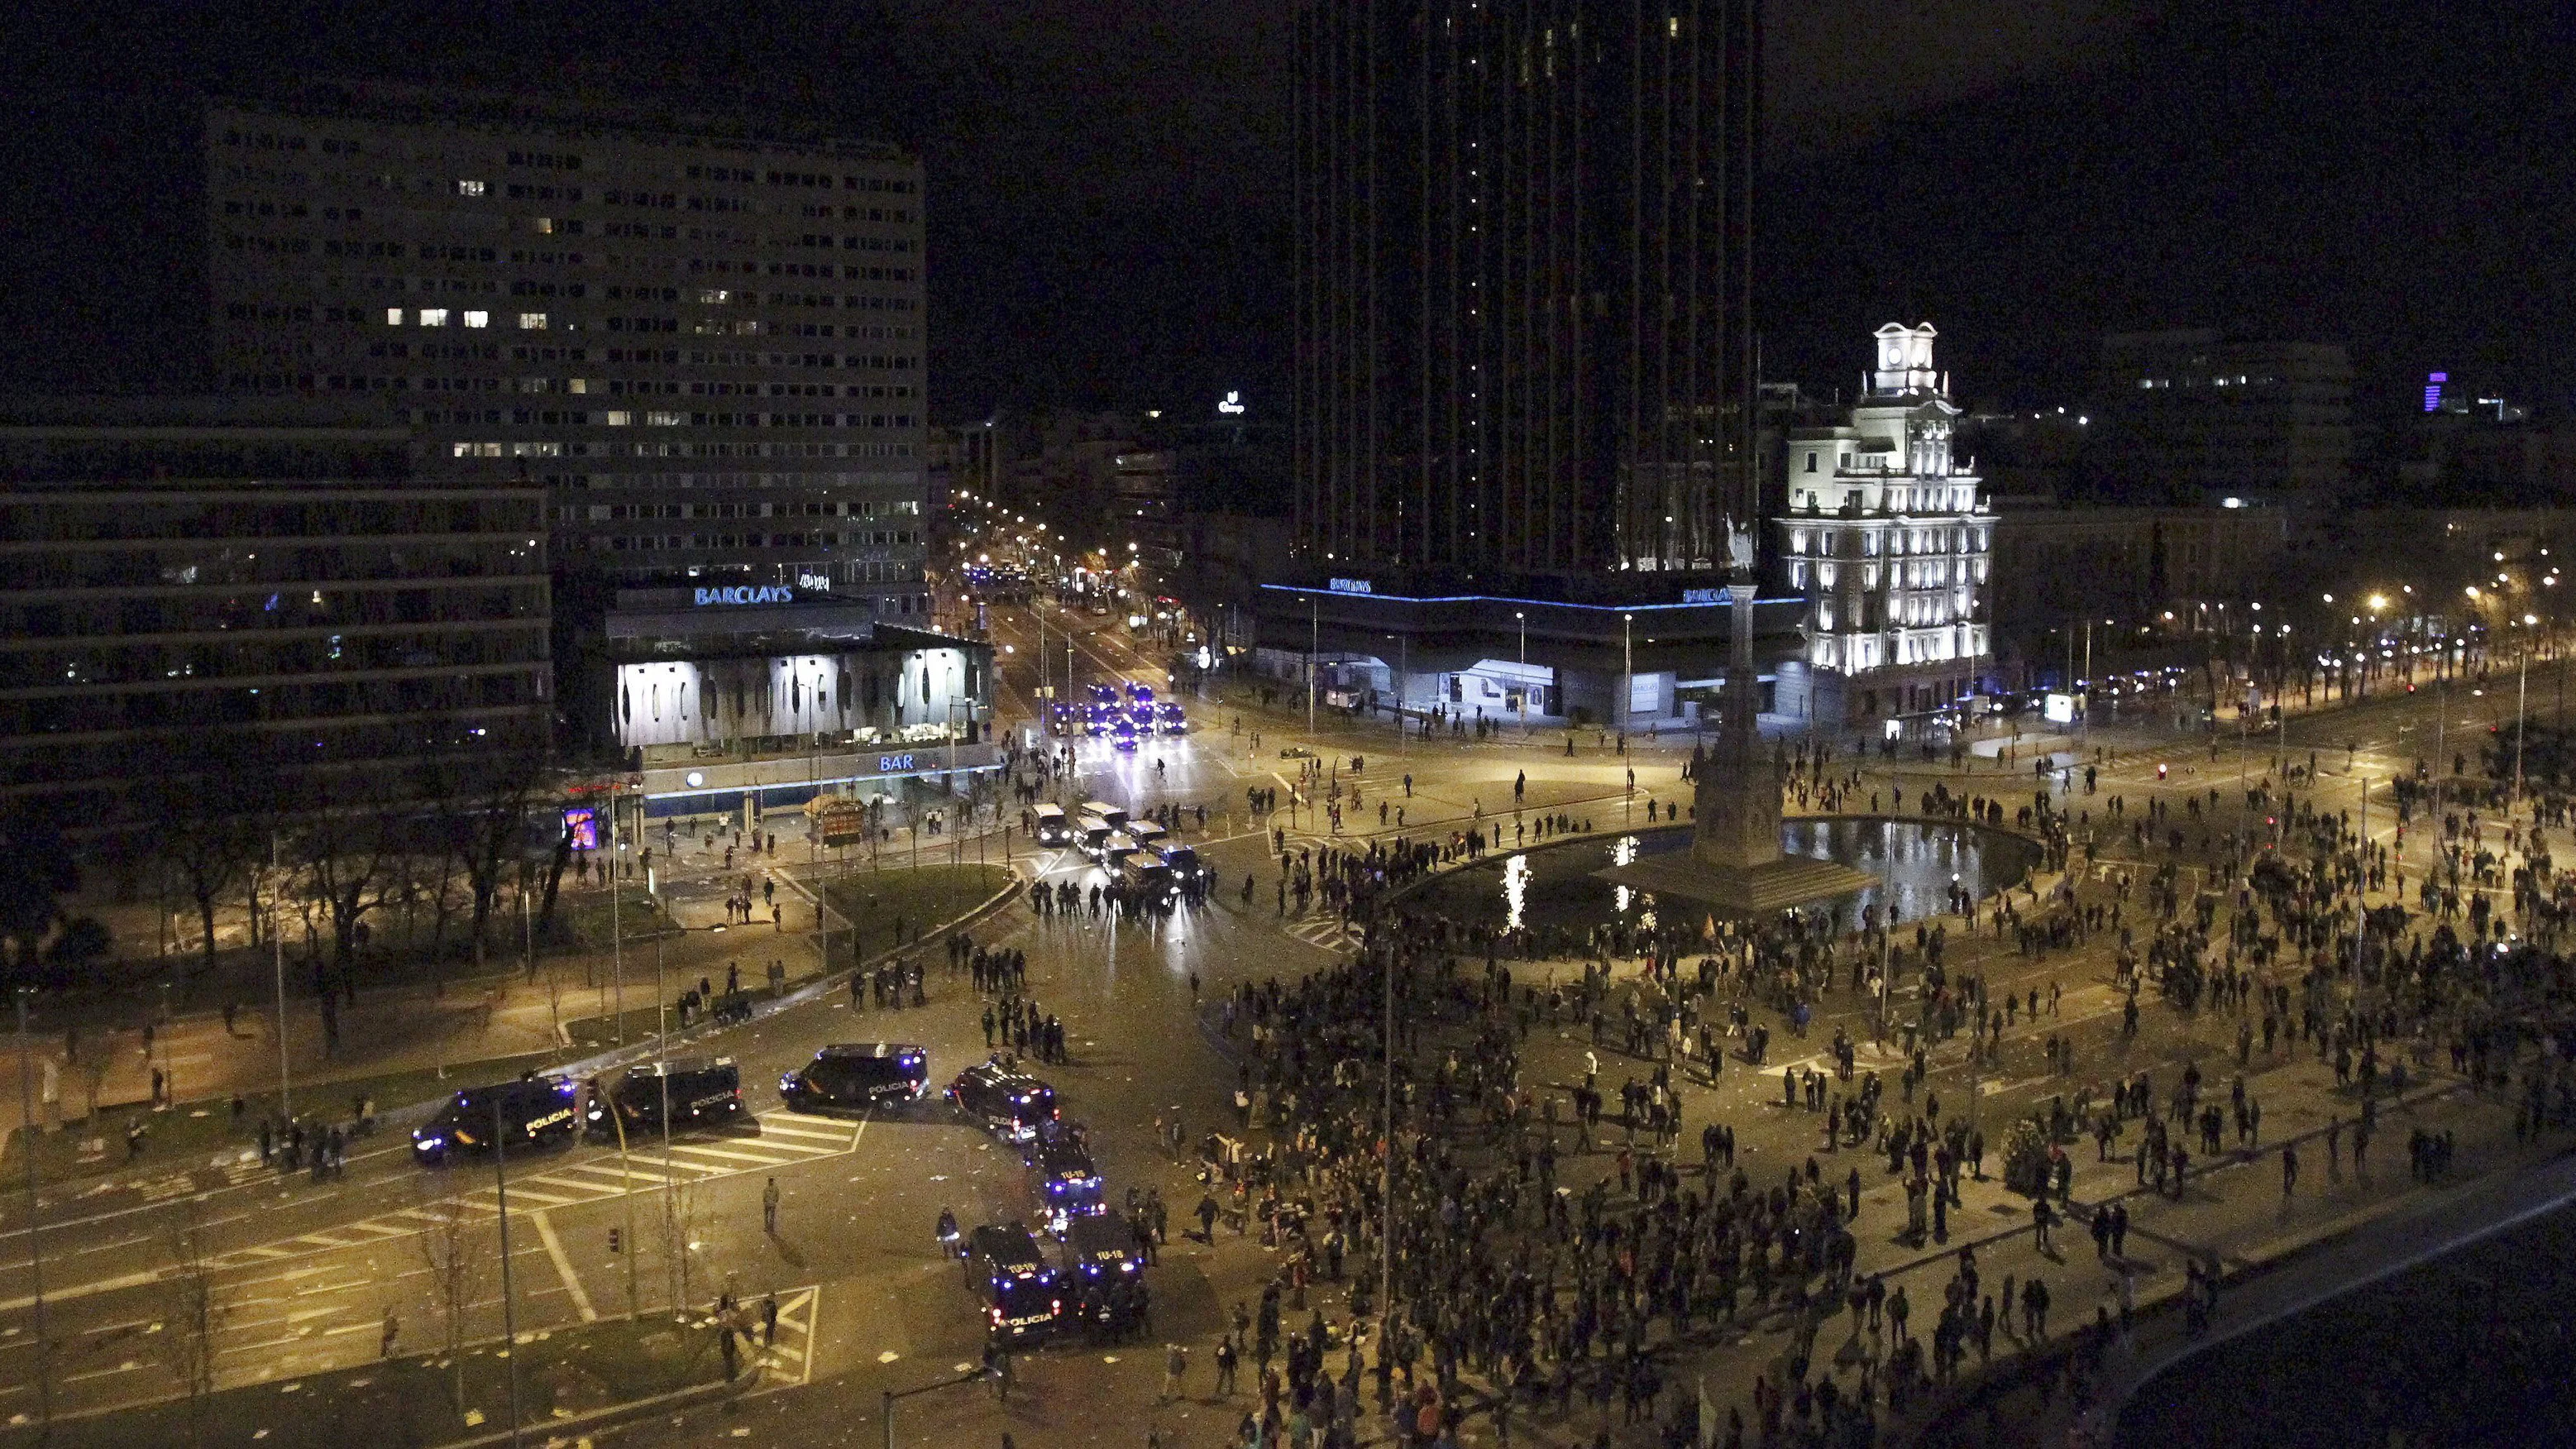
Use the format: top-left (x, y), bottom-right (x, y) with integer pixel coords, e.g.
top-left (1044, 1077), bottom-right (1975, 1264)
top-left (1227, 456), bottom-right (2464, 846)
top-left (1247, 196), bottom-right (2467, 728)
top-left (1623, 613), bottom-right (1634, 739)
top-left (1517, 610), bottom-right (1528, 734)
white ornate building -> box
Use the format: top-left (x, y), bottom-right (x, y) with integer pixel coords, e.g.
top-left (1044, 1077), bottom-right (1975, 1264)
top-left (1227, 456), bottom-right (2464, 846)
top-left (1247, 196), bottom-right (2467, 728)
top-left (1773, 323), bottom-right (1994, 725)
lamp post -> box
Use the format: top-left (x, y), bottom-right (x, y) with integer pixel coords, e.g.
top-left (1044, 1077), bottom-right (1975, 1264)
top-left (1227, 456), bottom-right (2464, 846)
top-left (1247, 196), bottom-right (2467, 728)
top-left (2515, 616), bottom-right (2533, 816)
top-left (17, 988), bottom-right (50, 1434)
top-left (1517, 610), bottom-right (1529, 734)
top-left (1623, 613), bottom-right (1635, 739)
top-left (270, 831), bottom-right (291, 1119)
top-left (1308, 595), bottom-right (1320, 737)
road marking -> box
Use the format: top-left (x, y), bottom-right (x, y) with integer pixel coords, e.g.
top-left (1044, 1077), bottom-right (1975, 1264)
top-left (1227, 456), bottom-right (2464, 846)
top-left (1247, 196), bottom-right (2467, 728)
top-left (531, 1209), bottom-right (596, 1323)
top-left (750, 1285), bottom-right (820, 1389)
top-left (664, 1142), bottom-right (810, 1168)
top-left (753, 1115), bottom-right (858, 1145)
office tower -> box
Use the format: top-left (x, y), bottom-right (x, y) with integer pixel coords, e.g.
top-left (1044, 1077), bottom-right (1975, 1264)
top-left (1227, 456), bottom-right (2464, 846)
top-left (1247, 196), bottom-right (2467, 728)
top-left (1291, 0), bottom-right (1762, 589)
top-left (201, 89), bottom-right (931, 643)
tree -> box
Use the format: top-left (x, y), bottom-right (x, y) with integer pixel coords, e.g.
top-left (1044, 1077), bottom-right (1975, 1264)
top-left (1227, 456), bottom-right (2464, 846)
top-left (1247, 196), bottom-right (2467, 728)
top-left (143, 739), bottom-right (275, 977)
top-left (156, 1201), bottom-right (227, 1447)
top-left (287, 776), bottom-right (404, 983)
top-left (414, 1193), bottom-right (485, 1411)
top-left (0, 813), bottom-right (112, 990)
top-left (445, 748), bottom-right (547, 964)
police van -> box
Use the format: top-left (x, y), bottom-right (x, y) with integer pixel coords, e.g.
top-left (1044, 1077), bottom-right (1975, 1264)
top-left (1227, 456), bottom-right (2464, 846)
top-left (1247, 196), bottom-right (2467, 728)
top-left (1033, 802), bottom-right (1073, 847)
top-left (1076, 814), bottom-right (1116, 858)
top-left (1079, 800), bottom-right (1129, 833)
top-left (1151, 841), bottom-right (1213, 887)
top-left (964, 1222), bottom-right (1065, 1342)
top-left (585, 1056), bottom-right (743, 1141)
top-left (413, 1075), bottom-right (581, 1164)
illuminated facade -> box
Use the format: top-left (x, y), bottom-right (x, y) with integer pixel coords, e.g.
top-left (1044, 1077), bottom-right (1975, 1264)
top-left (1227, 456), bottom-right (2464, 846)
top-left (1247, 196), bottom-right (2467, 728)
top-left (1774, 324), bottom-right (1993, 723)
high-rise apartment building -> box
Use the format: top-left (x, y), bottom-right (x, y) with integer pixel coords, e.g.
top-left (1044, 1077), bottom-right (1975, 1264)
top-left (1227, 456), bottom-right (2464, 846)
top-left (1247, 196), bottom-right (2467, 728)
top-left (0, 398), bottom-right (548, 830)
top-left (201, 89), bottom-right (932, 654)
top-left (1291, 0), bottom-right (1762, 591)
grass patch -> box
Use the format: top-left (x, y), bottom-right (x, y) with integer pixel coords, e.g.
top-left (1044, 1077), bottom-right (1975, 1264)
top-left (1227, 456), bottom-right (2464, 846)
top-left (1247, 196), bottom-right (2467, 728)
top-left (557, 863), bottom-right (1011, 1047)
top-left (814, 863), bottom-right (1013, 957)
top-left (5, 1315), bottom-right (727, 1449)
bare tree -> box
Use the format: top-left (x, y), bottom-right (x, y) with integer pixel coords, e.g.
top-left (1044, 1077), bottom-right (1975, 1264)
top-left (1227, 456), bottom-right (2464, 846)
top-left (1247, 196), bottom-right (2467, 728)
top-left (288, 777), bottom-right (406, 984)
top-left (155, 1201), bottom-right (227, 1447)
top-left (142, 737), bottom-right (276, 977)
top-left (414, 1195), bottom-right (485, 1411)
top-left (660, 1173), bottom-right (707, 1313)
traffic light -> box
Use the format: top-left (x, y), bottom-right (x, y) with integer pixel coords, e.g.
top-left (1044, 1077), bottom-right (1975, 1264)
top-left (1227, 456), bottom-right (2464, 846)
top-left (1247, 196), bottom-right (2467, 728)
top-left (608, 1227), bottom-right (623, 1254)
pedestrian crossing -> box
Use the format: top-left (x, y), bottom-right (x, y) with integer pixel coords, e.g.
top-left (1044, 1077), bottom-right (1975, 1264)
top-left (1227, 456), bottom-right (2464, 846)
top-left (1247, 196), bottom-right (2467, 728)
top-left (1285, 913), bottom-right (1363, 955)
top-left (200, 1112), bottom-right (861, 1273)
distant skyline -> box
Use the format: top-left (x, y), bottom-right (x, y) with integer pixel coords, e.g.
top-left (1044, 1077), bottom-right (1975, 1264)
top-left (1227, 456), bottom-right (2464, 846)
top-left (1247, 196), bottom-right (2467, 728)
top-left (2, 0), bottom-right (2565, 433)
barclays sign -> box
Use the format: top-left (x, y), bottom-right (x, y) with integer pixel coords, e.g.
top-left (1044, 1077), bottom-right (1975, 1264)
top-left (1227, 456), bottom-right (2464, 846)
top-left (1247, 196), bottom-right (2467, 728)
top-left (693, 585), bottom-right (796, 607)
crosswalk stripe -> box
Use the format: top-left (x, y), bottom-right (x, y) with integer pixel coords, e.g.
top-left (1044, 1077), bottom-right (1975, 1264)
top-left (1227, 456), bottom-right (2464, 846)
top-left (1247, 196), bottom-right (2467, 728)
top-left (611, 1152), bottom-right (729, 1178)
top-left (521, 1174), bottom-right (621, 1200)
top-left (341, 1221), bottom-right (415, 1238)
top-left (752, 1117), bottom-right (854, 1144)
top-left (547, 1162), bottom-right (652, 1188)
top-left (484, 1185), bottom-right (582, 1206)
top-left (665, 1141), bottom-right (815, 1167)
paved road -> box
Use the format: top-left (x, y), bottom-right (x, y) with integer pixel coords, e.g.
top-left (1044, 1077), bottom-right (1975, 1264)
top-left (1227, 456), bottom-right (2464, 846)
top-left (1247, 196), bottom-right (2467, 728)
top-left (6, 602), bottom-right (2569, 1444)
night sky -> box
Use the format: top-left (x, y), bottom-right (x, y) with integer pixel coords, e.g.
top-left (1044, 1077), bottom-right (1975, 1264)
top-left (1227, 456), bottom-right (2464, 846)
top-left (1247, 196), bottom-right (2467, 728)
top-left (2, 0), bottom-right (2565, 428)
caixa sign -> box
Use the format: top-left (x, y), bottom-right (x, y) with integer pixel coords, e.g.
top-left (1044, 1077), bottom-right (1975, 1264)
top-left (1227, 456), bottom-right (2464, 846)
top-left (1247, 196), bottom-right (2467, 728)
top-left (1327, 577), bottom-right (1373, 595)
top-left (694, 585), bottom-right (796, 606)
top-left (877, 753), bottom-right (917, 772)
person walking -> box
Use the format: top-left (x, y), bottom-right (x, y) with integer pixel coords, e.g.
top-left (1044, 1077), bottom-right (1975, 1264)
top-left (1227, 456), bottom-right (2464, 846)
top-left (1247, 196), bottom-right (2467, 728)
top-left (763, 1176), bottom-right (782, 1236)
top-left (1215, 1333), bottom-right (1240, 1395)
top-left (1163, 1342), bottom-right (1189, 1403)
top-left (2282, 1141), bottom-right (2299, 1195)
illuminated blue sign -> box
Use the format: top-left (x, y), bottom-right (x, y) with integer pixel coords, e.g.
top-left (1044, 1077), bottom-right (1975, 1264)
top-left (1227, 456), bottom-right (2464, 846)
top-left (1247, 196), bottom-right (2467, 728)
top-left (1327, 577), bottom-right (1374, 595)
top-left (1681, 588), bottom-right (1726, 605)
top-left (2424, 372), bottom-right (2447, 413)
top-left (878, 753), bottom-right (916, 772)
top-left (694, 585), bottom-right (796, 606)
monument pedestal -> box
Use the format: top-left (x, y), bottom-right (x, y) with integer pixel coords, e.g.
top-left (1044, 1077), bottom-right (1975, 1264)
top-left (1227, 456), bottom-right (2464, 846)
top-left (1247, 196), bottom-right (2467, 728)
top-left (1591, 577), bottom-right (1879, 916)
top-left (1597, 849), bottom-right (1876, 916)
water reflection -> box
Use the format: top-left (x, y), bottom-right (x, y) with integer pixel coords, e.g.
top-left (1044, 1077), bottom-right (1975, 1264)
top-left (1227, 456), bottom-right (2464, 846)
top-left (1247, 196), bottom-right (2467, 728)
top-left (1412, 820), bottom-right (2040, 934)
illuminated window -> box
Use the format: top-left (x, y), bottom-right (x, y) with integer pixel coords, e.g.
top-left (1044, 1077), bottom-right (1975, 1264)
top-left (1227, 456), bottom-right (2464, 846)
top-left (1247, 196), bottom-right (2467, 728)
top-left (463, 310), bottom-right (489, 328)
top-left (456, 179), bottom-right (486, 197)
top-left (384, 308), bottom-right (404, 325)
top-left (519, 312), bottom-right (548, 330)
top-left (419, 308), bottom-right (449, 328)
